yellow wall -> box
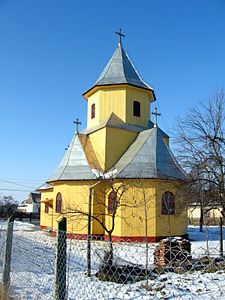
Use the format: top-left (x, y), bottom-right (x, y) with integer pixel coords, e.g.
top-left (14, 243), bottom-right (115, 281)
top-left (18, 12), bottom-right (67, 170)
top-left (103, 179), bottom-right (187, 239)
top-left (88, 126), bottom-right (138, 171)
top-left (88, 128), bottom-right (106, 170)
top-left (125, 87), bottom-right (150, 127)
top-left (105, 127), bottom-right (137, 171)
top-left (155, 180), bottom-right (187, 237)
top-left (86, 85), bottom-right (153, 130)
top-left (41, 181), bottom-right (95, 234)
top-left (87, 90), bottom-right (101, 129)
top-left (40, 178), bottom-right (187, 240)
top-left (40, 189), bottom-right (54, 229)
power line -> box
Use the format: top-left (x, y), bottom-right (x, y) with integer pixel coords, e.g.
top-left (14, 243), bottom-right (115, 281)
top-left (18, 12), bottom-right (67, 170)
top-left (0, 177), bottom-right (44, 182)
top-left (0, 179), bottom-right (35, 189)
top-left (0, 188), bottom-right (32, 192)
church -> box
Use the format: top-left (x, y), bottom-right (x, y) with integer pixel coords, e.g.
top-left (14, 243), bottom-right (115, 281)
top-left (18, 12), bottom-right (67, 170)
top-left (39, 33), bottom-right (187, 242)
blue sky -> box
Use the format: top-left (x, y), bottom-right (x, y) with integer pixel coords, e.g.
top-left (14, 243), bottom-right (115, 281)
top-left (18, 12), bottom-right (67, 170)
top-left (0, 0), bottom-right (225, 202)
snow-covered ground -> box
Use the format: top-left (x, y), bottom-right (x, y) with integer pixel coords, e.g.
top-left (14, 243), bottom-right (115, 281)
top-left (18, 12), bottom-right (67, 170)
top-left (0, 221), bottom-right (225, 299)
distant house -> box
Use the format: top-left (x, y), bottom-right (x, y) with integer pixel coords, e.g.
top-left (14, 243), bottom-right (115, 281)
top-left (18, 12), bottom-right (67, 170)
top-left (18, 192), bottom-right (41, 214)
top-left (188, 202), bottom-right (222, 225)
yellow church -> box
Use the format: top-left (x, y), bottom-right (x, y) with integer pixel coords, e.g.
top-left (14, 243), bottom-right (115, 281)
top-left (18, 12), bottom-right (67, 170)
top-left (39, 34), bottom-right (187, 242)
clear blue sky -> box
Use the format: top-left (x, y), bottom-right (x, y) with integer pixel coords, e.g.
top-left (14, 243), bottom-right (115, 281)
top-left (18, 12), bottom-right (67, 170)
top-left (0, 0), bottom-right (225, 202)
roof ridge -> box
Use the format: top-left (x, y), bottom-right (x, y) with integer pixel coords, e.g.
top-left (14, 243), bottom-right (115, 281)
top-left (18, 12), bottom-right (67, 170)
top-left (113, 128), bottom-right (155, 176)
top-left (57, 133), bottom-right (77, 180)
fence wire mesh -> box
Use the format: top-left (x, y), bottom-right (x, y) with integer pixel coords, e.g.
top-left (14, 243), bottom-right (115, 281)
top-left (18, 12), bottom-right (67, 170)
top-left (0, 220), bottom-right (225, 299)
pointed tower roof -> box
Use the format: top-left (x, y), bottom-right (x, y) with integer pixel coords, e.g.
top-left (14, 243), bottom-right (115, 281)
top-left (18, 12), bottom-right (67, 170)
top-left (47, 133), bottom-right (96, 182)
top-left (112, 126), bottom-right (186, 180)
top-left (83, 43), bottom-right (156, 98)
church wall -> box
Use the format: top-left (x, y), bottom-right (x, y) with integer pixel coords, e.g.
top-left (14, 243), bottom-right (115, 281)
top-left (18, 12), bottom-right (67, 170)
top-left (87, 90), bottom-right (100, 129)
top-left (154, 180), bottom-right (187, 237)
top-left (125, 87), bottom-right (150, 128)
top-left (105, 127), bottom-right (138, 171)
top-left (86, 86), bottom-right (126, 129)
top-left (104, 180), bottom-right (156, 240)
top-left (41, 181), bottom-right (97, 235)
top-left (99, 87), bottom-right (126, 123)
top-left (88, 128), bottom-right (106, 170)
top-left (40, 189), bottom-right (54, 229)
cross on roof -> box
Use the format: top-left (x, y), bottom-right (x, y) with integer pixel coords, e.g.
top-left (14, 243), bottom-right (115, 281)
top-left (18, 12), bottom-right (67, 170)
top-left (115, 28), bottom-right (125, 44)
top-left (151, 107), bottom-right (161, 126)
top-left (73, 118), bottom-right (82, 133)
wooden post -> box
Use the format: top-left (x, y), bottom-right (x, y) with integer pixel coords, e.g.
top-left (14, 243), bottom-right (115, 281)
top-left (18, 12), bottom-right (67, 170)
top-left (2, 216), bottom-right (14, 298)
top-left (54, 217), bottom-right (67, 300)
top-left (220, 217), bottom-right (223, 257)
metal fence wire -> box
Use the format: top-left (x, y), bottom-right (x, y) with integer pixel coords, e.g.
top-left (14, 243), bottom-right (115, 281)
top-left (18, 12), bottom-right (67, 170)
top-left (0, 219), bottom-right (225, 299)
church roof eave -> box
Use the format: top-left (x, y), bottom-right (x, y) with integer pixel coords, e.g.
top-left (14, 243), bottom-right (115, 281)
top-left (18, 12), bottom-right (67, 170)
top-left (82, 83), bottom-right (156, 101)
top-left (47, 133), bottom-right (97, 182)
top-left (111, 127), bottom-right (186, 181)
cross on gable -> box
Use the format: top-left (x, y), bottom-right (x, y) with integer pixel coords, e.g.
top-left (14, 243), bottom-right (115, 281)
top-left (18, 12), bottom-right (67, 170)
top-left (115, 28), bottom-right (125, 44)
top-left (73, 118), bottom-right (82, 133)
top-left (151, 107), bottom-right (161, 126)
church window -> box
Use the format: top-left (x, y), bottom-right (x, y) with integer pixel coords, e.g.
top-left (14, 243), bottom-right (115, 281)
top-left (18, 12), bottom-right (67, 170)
top-left (91, 103), bottom-right (95, 119)
top-left (133, 101), bottom-right (141, 117)
top-left (108, 191), bottom-right (117, 214)
top-left (45, 204), bottom-right (49, 214)
top-left (56, 192), bottom-right (62, 213)
top-left (162, 191), bottom-right (175, 215)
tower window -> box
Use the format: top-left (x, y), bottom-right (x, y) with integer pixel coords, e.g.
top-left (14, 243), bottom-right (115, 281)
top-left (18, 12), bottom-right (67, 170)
top-left (108, 191), bottom-right (117, 214)
top-left (133, 101), bottom-right (141, 117)
top-left (91, 103), bottom-right (95, 119)
top-left (162, 191), bottom-right (175, 215)
top-left (56, 192), bottom-right (62, 213)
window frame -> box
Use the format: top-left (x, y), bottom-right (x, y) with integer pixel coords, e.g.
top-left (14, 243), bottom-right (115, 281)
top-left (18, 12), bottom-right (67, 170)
top-left (91, 103), bottom-right (95, 119)
top-left (133, 101), bottom-right (141, 117)
top-left (162, 191), bottom-right (175, 215)
top-left (44, 204), bottom-right (49, 214)
top-left (108, 191), bottom-right (117, 215)
top-left (56, 192), bottom-right (62, 213)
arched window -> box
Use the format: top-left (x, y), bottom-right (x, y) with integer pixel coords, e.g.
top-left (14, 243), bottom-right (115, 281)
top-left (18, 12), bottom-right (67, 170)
top-left (162, 191), bottom-right (175, 215)
top-left (91, 103), bottom-right (95, 119)
top-left (45, 204), bottom-right (49, 214)
top-left (108, 191), bottom-right (117, 214)
top-left (56, 192), bottom-right (62, 213)
top-left (133, 101), bottom-right (141, 117)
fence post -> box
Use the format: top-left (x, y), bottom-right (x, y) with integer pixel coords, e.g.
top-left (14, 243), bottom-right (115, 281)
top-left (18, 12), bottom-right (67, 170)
top-left (2, 215), bottom-right (14, 298)
top-left (54, 217), bottom-right (67, 300)
top-left (220, 217), bottom-right (223, 257)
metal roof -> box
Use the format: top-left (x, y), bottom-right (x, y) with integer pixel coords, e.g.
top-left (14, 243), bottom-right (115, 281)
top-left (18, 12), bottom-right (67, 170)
top-left (47, 133), bottom-right (96, 182)
top-left (82, 113), bottom-right (169, 138)
top-left (36, 183), bottom-right (53, 191)
top-left (82, 113), bottom-right (149, 135)
top-left (94, 43), bottom-right (154, 92)
top-left (112, 126), bottom-right (186, 180)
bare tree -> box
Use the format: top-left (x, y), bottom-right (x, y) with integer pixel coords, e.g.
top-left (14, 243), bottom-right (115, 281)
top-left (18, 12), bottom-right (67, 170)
top-left (175, 90), bottom-right (225, 225)
top-left (0, 195), bottom-right (18, 215)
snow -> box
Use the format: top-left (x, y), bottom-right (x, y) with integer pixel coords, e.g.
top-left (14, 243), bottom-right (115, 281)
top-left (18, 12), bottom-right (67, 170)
top-left (0, 222), bottom-right (225, 299)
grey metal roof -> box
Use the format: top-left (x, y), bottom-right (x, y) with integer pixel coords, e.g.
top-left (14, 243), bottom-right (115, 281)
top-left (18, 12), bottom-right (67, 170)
top-left (47, 133), bottom-right (96, 182)
top-left (82, 113), bottom-right (169, 139)
top-left (148, 120), bottom-right (170, 138)
top-left (112, 126), bottom-right (186, 180)
top-left (94, 43), bottom-right (155, 92)
top-left (82, 113), bottom-right (148, 135)
top-left (36, 183), bottom-right (53, 191)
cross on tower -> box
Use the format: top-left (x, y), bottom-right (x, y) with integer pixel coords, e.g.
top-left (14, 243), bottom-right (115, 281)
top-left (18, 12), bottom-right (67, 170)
top-left (115, 28), bottom-right (125, 44)
top-left (151, 107), bottom-right (161, 127)
top-left (73, 118), bottom-right (82, 133)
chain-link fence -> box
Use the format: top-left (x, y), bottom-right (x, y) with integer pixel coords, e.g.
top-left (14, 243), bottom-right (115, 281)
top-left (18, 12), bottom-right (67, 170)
top-left (0, 218), bottom-right (225, 299)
